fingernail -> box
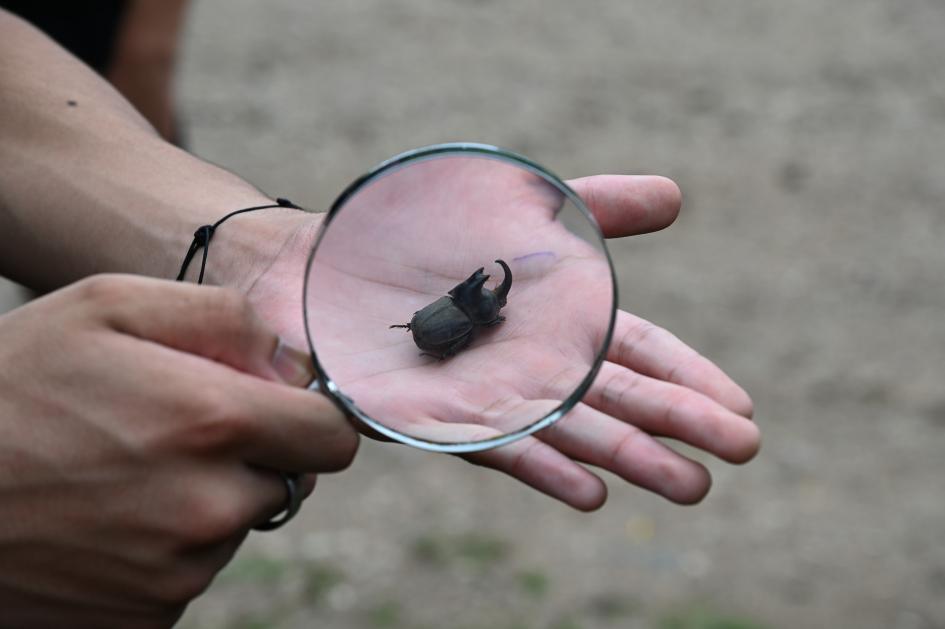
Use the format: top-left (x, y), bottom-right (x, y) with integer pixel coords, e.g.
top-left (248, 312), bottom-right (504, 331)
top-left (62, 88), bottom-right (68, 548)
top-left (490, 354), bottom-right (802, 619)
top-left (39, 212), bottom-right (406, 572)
top-left (271, 338), bottom-right (314, 387)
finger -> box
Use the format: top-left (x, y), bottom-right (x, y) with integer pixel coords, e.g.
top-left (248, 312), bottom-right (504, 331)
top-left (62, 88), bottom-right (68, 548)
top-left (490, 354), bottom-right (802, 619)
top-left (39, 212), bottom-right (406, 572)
top-left (186, 529), bottom-right (246, 572)
top-left (243, 467), bottom-right (312, 530)
top-left (608, 310), bottom-right (754, 418)
top-left (585, 362), bottom-right (761, 464)
top-left (299, 473), bottom-right (318, 498)
top-left (210, 372), bottom-right (359, 473)
top-left (160, 346), bottom-right (359, 473)
top-left (538, 403), bottom-right (712, 504)
top-left (166, 464), bottom-right (312, 548)
top-left (76, 275), bottom-right (313, 386)
top-left (463, 435), bottom-right (608, 512)
top-left (174, 532), bottom-right (247, 607)
top-left (157, 539), bottom-right (242, 617)
top-left (567, 175), bottom-right (681, 237)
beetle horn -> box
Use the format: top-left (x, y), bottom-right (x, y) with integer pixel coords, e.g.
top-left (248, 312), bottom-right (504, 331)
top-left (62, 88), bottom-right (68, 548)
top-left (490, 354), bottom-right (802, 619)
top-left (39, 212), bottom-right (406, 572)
top-left (493, 259), bottom-right (512, 307)
top-left (448, 267), bottom-right (489, 303)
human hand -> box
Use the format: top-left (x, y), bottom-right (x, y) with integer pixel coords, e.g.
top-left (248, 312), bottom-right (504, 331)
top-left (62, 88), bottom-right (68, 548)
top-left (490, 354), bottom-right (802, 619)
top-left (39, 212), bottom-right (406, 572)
top-left (234, 169), bottom-right (758, 512)
top-left (0, 275), bottom-right (358, 628)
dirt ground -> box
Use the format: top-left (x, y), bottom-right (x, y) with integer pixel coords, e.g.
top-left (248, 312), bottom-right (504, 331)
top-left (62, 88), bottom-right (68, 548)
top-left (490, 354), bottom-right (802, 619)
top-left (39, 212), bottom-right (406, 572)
top-left (3, 1), bottom-right (944, 628)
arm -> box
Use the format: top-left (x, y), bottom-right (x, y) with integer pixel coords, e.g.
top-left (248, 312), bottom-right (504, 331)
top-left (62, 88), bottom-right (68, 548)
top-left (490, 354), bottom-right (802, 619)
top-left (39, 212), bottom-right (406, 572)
top-left (0, 8), bottom-right (301, 290)
top-left (0, 274), bottom-right (358, 627)
top-left (0, 16), bottom-right (361, 625)
top-left (0, 8), bottom-right (758, 512)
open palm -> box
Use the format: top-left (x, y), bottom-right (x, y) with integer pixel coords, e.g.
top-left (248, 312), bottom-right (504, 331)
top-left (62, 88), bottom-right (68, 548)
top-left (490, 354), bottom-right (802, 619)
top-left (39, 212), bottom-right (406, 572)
top-left (248, 165), bottom-right (759, 510)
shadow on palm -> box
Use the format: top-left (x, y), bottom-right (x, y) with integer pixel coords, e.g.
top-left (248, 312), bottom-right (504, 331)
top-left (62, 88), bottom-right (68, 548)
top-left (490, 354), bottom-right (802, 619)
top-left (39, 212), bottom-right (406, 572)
top-left (305, 156), bottom-right (613, 444)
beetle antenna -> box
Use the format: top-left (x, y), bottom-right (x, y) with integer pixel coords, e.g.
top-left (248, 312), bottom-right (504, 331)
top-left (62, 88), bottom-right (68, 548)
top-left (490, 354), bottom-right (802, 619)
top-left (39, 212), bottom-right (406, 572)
top-left (493, 259), bottom-right (512, 307)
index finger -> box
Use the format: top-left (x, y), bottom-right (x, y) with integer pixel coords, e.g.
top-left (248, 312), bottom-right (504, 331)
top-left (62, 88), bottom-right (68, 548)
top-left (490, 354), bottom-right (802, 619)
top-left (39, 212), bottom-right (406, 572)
top-left (172, 352), bottom-right (359, 474)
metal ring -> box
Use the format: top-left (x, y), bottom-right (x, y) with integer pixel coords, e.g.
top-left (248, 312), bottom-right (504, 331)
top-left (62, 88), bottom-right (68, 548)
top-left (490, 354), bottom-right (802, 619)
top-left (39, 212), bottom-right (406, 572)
top-left (253, 472), bottom-right (302, 532)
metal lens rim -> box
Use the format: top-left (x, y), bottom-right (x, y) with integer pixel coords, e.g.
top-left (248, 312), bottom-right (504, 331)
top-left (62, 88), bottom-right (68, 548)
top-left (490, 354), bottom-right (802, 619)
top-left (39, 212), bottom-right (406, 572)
top-left (302, 142), bottom-right (618, 453)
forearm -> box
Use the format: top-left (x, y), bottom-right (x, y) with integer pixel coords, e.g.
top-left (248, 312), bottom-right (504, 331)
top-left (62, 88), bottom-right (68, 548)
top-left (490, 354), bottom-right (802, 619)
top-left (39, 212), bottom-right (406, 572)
top-left (0, 10), bottom-right (297, 290)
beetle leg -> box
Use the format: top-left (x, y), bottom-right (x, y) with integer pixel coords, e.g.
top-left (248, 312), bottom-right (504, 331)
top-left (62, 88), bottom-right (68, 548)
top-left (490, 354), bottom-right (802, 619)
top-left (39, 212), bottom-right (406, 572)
top-left (389, 323), bottom-right (411, 330)
top-left (484, 315), bottom-right (506, 327)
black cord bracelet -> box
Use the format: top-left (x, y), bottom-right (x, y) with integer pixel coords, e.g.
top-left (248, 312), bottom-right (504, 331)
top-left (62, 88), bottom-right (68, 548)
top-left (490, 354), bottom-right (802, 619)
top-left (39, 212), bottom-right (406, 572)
top-left (175, 197), bottom-right (303, 284)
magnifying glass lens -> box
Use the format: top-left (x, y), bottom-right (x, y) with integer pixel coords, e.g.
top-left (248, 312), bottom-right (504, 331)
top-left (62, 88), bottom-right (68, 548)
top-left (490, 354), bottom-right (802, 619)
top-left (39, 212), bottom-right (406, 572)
top-left (304, 145), bottom-right (616, 452)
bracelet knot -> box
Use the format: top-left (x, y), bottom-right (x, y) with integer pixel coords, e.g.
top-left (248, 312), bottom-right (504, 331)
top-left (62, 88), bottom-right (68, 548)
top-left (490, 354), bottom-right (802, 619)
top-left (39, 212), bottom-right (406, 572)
top-left (176, 199), bottom-right (305, 284)
top-left (192, 224), bottom-right (215, 246)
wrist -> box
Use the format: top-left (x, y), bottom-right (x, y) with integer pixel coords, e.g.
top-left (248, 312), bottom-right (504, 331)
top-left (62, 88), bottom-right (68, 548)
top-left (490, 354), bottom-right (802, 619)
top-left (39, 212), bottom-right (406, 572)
top-left (198, 206), bottom-right (322, 345)
top-left (183, 204), bottom-right (321, 295)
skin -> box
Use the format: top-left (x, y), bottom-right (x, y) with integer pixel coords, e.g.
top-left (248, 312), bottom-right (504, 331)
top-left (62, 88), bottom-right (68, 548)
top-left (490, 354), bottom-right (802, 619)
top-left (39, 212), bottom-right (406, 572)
top-left (0, 275), bottom-right (358, 627)
top-left (0, 8), bottom-right (759, 626)
top-left (0, 12), bottom-right (359, 627)
top-left (279, 162), bottom-right (760, 509)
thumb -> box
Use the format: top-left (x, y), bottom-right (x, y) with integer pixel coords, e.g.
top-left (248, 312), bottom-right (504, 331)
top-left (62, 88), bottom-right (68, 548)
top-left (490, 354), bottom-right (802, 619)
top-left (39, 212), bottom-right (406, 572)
top-left (567, 175), bottom-right (681, 237)
top-left (80, 275), bottom-right (313, 386)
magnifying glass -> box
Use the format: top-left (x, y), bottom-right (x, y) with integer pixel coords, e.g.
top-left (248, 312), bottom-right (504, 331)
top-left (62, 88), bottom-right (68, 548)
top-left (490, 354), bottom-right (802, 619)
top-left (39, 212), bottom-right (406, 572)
top-left (303, 143), bottom-right (617, 453)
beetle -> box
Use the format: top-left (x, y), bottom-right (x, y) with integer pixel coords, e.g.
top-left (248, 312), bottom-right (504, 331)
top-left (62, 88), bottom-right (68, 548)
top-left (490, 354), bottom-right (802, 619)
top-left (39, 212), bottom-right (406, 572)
top-left (390, 259), bottom-right (512, 359)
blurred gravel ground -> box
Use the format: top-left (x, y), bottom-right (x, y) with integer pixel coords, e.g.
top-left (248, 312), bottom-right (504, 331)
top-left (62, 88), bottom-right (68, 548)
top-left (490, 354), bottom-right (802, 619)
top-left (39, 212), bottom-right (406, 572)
top-left (4, 1), bottom-right (944, 628)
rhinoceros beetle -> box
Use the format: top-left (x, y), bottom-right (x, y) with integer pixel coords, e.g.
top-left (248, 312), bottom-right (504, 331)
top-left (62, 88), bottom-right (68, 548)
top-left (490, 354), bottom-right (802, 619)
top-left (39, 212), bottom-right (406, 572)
top-left (390, 259), bottom-right (512, 359)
